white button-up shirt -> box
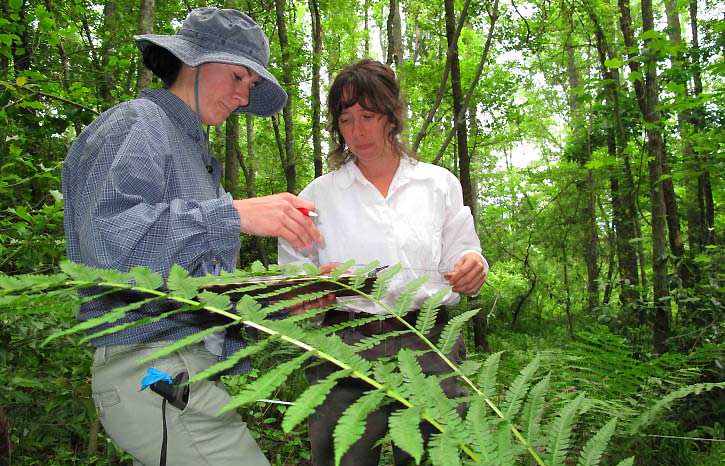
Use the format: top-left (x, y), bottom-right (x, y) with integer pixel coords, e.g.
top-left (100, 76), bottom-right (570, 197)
top-left (278, 157), bottom-right (484, 314)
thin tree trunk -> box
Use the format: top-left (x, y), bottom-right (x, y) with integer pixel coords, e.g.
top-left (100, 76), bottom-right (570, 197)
top-left (136, 0), bottom-right (155, 91)
top-left (99, 0), bottom-right (118, 103)
top-left (238, 115), bottom-right (269, 266)
top-left (309, 0), bottom-right (323, 178)
top-left (364, 0), bottom-right (370, 56)
top-left (619, 0), bottom-right (672, 353)
top-left (386, 0), bottom-right (403, 68)
top-left (225, 114), bottom-right (241, 199)
top-left (0, 406), bottom-right (9, 465)
top-left (274, 0), bottom-right (297, 193)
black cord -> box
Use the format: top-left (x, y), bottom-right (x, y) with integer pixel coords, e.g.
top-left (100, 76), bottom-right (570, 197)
top-left (160, 398), bottom-right (168, 466)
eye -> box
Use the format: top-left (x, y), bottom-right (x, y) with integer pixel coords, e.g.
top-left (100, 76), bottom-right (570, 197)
top-left (233, 73), bottom-right (242, 82)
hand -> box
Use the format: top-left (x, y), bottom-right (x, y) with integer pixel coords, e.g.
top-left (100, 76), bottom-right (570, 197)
top-left (288, 263), bottom-right (339, 315)
top-left (443, 252), bottom-right (488, 295)
top-left (233, 193), bottom-right (322, 251)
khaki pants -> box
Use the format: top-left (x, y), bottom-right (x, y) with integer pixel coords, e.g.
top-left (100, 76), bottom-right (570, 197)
top-left (91, 342), bottom-right (269, 466)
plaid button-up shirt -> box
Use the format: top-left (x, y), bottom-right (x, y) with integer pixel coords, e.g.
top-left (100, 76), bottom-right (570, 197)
top-left (63, 88), bottom-right (250, 373)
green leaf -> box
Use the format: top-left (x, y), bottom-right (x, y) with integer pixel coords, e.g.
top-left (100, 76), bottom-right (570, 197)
top-left (330, 259), bottom-right (356, 280)
top-left (428, 432), bottom-right (461, 466)
top-left (60, 260), bottom-right (100, 282)
top-left (502, 356), bottom-right (540, 421)
top-left (522, 373), bottom-right (550, 443)
top-left (249, 260), bottom-right (266, 273)
top-left (333, 390), bottom-right (386, 465)
top-left (350, 260), bottom-right (380, 289)
top-left (166, 264), bottom-right (198, 299)
top-left (188, 337), bottom-right (276, 384)
top-left (129, 266), bottom-right (163, 290)
top-left (372, 263), bottom-right (402, 300)
top-left (282, 370), bottom-right (350, 433)
top-left (415, 286), bottom-right (450, 335)
top-left (393, 276), bottom-right (429, 316)
top-left (604, 58), bottom-right (624, 69)
top-left (436, 309), bottom-right (479, 354)
top-left (138, 324), bottom-right (231, 364)
top-left (220, 352), bottom-right (312, 414)
top-left (577, 418), bottom-right (617, 466)
top-left (198, 290), bottom-right (232, 312)
top-left (388, 407), bottom-right (424, 463)
top-left (547, 393), bottom-right (586, 466)
top-left (479, 351), bottom-right (503, 400)
top-left (302, 262), bottom-right (320, 275)
top-left (615, 458), bottom-right (634, 466)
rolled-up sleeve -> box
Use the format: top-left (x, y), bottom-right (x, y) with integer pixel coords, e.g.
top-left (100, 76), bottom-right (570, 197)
top-left (439, 172), bottom-right (483, 271)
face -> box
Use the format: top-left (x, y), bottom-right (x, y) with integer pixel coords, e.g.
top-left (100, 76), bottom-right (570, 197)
top-left (338, 103), bottom-right (394, 164)
top-left (193, 63), bottom-right (260, 125)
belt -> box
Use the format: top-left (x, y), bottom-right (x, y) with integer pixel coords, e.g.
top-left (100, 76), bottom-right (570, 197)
top-left (322, 307), bottom-right (448, 335)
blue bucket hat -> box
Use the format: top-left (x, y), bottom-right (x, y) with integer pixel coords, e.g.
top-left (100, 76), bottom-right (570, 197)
top-left (134, 8), bottom-right (287, 117)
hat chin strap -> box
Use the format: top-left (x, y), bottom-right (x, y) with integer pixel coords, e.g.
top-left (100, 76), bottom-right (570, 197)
top-left (194, 65), bottom-right (202, 117)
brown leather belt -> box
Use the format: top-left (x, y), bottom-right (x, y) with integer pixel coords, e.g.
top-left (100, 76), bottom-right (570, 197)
top-left (322, 307), bottom-right (448, 335)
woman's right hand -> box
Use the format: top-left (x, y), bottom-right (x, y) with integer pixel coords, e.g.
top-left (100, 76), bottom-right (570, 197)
top-left (233, 193), bottom-right (321, 251)
top-left (288, 262), bottom-right (340, 315)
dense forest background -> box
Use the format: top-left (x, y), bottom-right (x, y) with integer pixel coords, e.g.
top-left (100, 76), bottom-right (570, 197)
top-left (0, 0), bottom-right (722, 464)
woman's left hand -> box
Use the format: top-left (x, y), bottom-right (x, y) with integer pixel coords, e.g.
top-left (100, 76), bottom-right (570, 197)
top-left (444, 252), bottom-right (489, 295)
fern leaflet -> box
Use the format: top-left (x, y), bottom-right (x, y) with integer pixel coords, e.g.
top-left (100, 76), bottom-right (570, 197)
top-left (393, 276), bottom-right (430, 316)
top-left (388, 407), bottom-right (424, 464)
top-left (576, 418), bottom-right (617, 466)
top-left (333, 389), bottom-right (386, 465)
top-left (372, 263), bottom-right (402, 300)
top-left (188, 337), bottom-right (276, 384)
top-left (282, 370), bottom-right (351, 433)
top-left (479, 351), bottom-right (503, 400)
top-left (436, 308), bottom-right (479, 354)
top-left (502, 356), bottom-right (540, 421)
top-left (521, 372), bottom-right (550, 445)
top-left (546, 393), bottom-right (586, 466)
top-left (350, 260), bottom-right (380, 289)
top-left (415, 286), bottom-right (450, 335)
top-left (220, 352), bottom-right (312, 414)
top-left (428, 432), bottom-right (461, 466)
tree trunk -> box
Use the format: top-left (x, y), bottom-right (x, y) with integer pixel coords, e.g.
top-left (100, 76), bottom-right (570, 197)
top-left (364, 0), bottom-right (370, 56)
top-left (99, 0), bottom-right (118, 103)
top-left (386, 0), bottom-right (403, 68)
top-left (136, 0), bottom-right (155, 91)
top-left (274, 0), bottom-right (297, 193)
top-left (225, 114), bottom-right (241, 199)
top-left (0, 406), bottom-right (9, 465)
top-left (238, 115), bottom-right (269, 266)
top-left (308, 0), bottom-right (323, 178)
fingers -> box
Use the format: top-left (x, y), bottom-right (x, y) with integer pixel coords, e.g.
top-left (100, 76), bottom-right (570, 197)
top-left (234, 193), bottom-right (322, 250)
top-left (319, 263), bottom-right (340, 274)
top-left (446, 253), bottom-right (488, 295)
top-left (288, 292), bottom-right (336, 315)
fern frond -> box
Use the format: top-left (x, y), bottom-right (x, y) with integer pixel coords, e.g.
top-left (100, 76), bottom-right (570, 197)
top-left (329, 259), bottom-right (356, 280)
top-left (521, 373), bottom-right (551, 445)
top-left (353, 330), bottom-right (411, 352)
top-left (397, 348), bottom-right (428, 405)
top-left (546, 393), bottom-right (586, 466)
top-left (576, 418), bottom-right (617, 466)
top-left (166, 264), bottom-right (198, 299)
top-left (282, 369), bottom-right (351, 433)
top-left (495, 420), bottom-right (516, 466)
top-left (372, 263), bottom-right (402, 300)
top-left (415, 286), bottom-right (451, 335)
top-left (479, 351), bottom-right (503, 400)
top-left (428, 432), bottom-right (461, 466)
top-left (388, 407), bottom-right (424, 464)
top-left (320, 313), bottom-right (387, 335)
top-left (128, 265), bottom-right (164, 289)
top-left (80, 306), bottom-right (191, 343)
top-left (188, 337), bottom-right (276, 384)
top-left (627, 382), bottom-right (725, 434)
top-left (138, 323), bottom-right (232, 364)
top-left (436, 309), bottom-right (479, 354)
top-left (615, 458), bottom-right (634, 466)
top-left (465, 398), bottom-right (497, 462)
top-left (350, 260), bottom-right (380, 289)
top-left (307, 333), bottom-right (373, 375)
top-left (333, 389), bottom-right (387, 465)
top-left (219, 352), bottom-right (312, 414)
top-left (393, 276), bottom-right (430, 316)
top-left (502, 356), bottom-right (540, 421)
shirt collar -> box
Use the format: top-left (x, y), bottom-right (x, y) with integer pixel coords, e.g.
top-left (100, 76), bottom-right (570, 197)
top-left (139, 88), bottom-right (206, 143)
top-left (333, 156), bottom-right (421, 190)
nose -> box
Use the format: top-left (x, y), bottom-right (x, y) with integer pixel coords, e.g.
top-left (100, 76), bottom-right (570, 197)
top-left (234, 82), bottom-right (251, 107)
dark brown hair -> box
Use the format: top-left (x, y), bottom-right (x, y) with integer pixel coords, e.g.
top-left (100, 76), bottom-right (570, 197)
top-left (142, 43), bottom-right (182, 87)
top-left (327, 59), bottom-right (413, 168)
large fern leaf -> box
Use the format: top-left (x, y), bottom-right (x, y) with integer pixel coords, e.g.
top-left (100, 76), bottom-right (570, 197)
top-left (465, 398), bottom-right (497, 462)
top-left (415, 287), bottom-right (451, 335)
top-left (388, 407), bottom-right (424, 464)
top-left (576, 418), bottom-right (617, 466)
top-left (436, 308), bottom-right (479, 354)
top-left (494, 420), bottom-right (516, 466)
top-left (282, 369), bottom-right (351, 433)
top-left (546, 393), bottom-right (586, 466)
top-left (502, 356), bottom-right (540, 421)
top-left (333, 389), bottom-right (386, 465)
top-left (188, 337), bottom-right (276, 384)
top-left (397, 348), bottom-right (428, 406)
top-left (615, 458), bottom-right (634, 466)
top-left (219, 352), bottom-right (312, 414)
top-left (350, 260), bottom-right (381, 289)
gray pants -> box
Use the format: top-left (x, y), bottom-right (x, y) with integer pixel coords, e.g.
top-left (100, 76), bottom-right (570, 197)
top-left (307, 323), bottom-right (467, 466)
top-left (91, 342), bottom-right (269, 466)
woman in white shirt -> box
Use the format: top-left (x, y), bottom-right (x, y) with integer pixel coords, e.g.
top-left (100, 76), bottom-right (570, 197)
top-left (278, 59), bottom-right (488, 466)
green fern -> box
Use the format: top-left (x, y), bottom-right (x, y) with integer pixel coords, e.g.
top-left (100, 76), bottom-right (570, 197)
top-left (615, 458), bottom-right (634, 466)
top-left (393, 276), bottom-right (430, 316)
top-left (546, 393), bottom-right (586, 466)
top-left (479, 351), bottom-right (503, 400)
top-left (502, 356), bottom-right (540, 421)
top-left (415, 286), bottom-right (450, 335)
top-left (282, 369), bottom-right (351, 433)
top-left (371, 263), bottom-right (402, 300)
top-left (388, 407), bottom-right (424, 463)
top-left (436, 308), bottom-right (479, 354)
top-left (577, 418), bottom-right (617, 466)
top-left (188, 337), bottom-right (277, 384)
top-left (428, 431), bottom-right (462, 466)
top-left (521, 373), bottom-right (551, 444)
top-left (219, 352), bottom-right (312, 414)
top-left (333, 389), bottom-right (387, 465)
top-left (350, 260), bottom-right (380, 289)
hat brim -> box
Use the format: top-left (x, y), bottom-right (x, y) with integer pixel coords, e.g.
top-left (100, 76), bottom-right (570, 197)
top-left (135, 34), bottom-right (287, 118)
